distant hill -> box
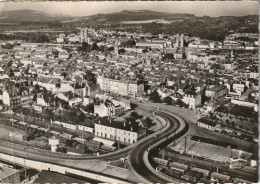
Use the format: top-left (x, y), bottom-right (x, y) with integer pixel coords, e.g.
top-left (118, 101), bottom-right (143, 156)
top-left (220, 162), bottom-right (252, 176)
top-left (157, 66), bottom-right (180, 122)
top-left (0, 9), bottom-right (72, 22)
top-left (0, 9), bottom-right (257, 25)
top-left (86, 10), bottom-right (195, 23)
top-left (0, 9), bottom-right (257, 41)
top-left (0, 9), bottom-right (195, 23)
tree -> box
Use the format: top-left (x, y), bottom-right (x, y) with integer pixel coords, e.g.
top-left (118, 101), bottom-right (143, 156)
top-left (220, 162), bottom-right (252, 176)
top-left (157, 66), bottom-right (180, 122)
top-left (83, 146), bottom-right (92, 154)
top-left (149, 91), bottom-right (161, 103)
top-left (56, 147), bottom-right (67, 153)
top-left (60, 72), bottom-right (67, 79)
top-left (91, 43), bottom-right (98, 51)
top-left (163, 96), bottom-right (173, 105)
top-left (24, 67), bottom-right (30, 75)
top-left (84, 71), bottom-right (96, 84)
top-left (99, 45), bottom-right (105, 52)
top-left (84, 103), bottom-right (94, 113)
top-left (142, 48), bottom-right (149, 53)
top-left (125, 111), bottom-right (143, 123)
top-left (61, 108), bottom-right (86, 124)
top-left (81, 42), bottom-right (89, 52)
top-left (125, 39), bottom-right (136, 46)
top-left (43, 108), bottom-right (54, 121)
top-left (143, 117), bottom-right (154, 127)
top-left (9, 71), bottom-right (14, 77)
top-left (37, 34), bottom-right (50, 43)
top-left (174, 99), bottom-right (188, 108)
top-left (162, 53), bottom-right (174, 60)
top-left (130, 103), bottom-right (138, 109)
top-left (209, 112), bottom-right (214, 119)
top-left (226, 119), bottom-right (230, 125)
top-left (76, 109), bottom-right (86, 122)
top-left (77, 46), bottom-right (83, 52)
top-left (108, 46), bottom-right (114, 51)
top-left (65, 139), bottom-right (74, 147)
top-left (118, 48), bottom-right (126, 54)
top-left (130, 112), bottom-right (143, 120)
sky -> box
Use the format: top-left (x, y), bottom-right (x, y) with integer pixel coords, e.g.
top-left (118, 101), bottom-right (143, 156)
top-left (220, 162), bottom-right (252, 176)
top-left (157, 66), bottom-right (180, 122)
top-left (0, 1), bottom-right (258, 17)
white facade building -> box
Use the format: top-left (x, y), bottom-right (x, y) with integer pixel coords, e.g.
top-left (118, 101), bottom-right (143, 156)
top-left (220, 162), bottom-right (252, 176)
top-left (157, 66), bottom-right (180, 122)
top-left (197, 118), bottom-right (217, 131)
top-left (97, 76), bottom-right (144, 97)
top-left (94, 102), bottom-right (115, 117)
top-left (94, 121), bottom-right (145, 144)
top-left (182, 91), bottom-right (201, 109)
top-left (205, 85), bottom-right (228, 99)
top-left (232, 83), bottom-right (245, 95)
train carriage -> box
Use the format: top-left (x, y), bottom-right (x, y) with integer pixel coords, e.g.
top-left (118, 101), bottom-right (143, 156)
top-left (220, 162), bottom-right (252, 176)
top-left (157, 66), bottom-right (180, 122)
top-left (153, 157), bottom-right (169, 166)
top-left (170, 167), bottom-right (186, 174)
top-left (161, 168), bottom-right (182, 179)
top-left (243, 166), bottom-right (257, 174)
top-left (169, 162), bottom-right (189, 171)
top-left (233, 177), bottom-right (252, 184)
top-left (181, 174), bottom-right (198, 183)
top-left (191, 167), bottom-right (210, 177)
top-left (199, 177), bottom-right (214, 183)
top-left (211, 172), bottom-right (231, 182)
top-left (86, 140), bottom-right (102, 149)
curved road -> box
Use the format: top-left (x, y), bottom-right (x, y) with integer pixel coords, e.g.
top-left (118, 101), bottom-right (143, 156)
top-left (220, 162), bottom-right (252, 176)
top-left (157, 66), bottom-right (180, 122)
top-left (0, 107), bottom-right (188, 183)
top-left (128, 109), bottom-right (188, 183)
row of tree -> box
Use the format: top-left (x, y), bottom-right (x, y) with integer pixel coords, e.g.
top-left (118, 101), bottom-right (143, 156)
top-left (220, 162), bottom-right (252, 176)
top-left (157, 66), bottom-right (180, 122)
top-left (0, 33), bottom-right (52, 43)
top-left (124, 111), bottom-right (154, 128)
top-left (149, 91), bottom-right (188, 108)
top-left (77, 42), bottom-right (114, 53)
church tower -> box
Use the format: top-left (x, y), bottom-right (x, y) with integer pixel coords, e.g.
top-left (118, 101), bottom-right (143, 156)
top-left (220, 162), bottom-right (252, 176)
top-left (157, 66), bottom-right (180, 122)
top-left (180, 34), bottom-right (184, 48)
top-left (114, 39), bottom-right (119, 56)
top-left (80, 28), bottom-right (88, 43)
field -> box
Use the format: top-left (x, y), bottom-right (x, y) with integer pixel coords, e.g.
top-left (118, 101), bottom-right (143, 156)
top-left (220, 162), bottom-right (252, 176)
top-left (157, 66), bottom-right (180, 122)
top-left (171, 136), bottom-right (233, 163)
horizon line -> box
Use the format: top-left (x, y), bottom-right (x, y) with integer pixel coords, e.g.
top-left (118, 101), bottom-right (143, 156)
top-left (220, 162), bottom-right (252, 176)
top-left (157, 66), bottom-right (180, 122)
top-left (1, 8), bottom-right (259, 18)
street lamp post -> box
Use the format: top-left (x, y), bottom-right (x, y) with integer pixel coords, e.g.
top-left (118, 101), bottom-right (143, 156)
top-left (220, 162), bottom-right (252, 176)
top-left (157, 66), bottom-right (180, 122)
top-left (24, 154), bottom-right (28, 183)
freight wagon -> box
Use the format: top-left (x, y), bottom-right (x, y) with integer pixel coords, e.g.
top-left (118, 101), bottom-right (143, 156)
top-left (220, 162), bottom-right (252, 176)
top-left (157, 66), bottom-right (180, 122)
top-left (181, 174), bottom-right (198, 183)
top-left (190, 167), bottom-right (210, 177)
top-left (233, 177), bottom-right (252, 184)
top-left (211, 172), bottom-right (231, 182)
top-left (153, 157), bottom-right (169, 166)
top-left (169, 162), bottom-right (189, 171)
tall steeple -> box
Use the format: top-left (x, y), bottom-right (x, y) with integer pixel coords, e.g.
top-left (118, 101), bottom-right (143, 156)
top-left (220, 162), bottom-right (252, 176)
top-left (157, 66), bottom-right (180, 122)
top-left (175, 34), bottom-right (179, 48)
top-left (114, 39), bottom-right (119, 56)
top-left (180, 34), bottom-right (184, 48)
top-left (175, 34), bottom-right (184, 48)
top-left (81, 28), bottom-right (88, 43)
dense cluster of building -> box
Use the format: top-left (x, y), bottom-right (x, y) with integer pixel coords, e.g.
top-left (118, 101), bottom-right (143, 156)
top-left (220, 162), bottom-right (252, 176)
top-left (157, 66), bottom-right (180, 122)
top-left (0, 27), bottom-right (258, 148)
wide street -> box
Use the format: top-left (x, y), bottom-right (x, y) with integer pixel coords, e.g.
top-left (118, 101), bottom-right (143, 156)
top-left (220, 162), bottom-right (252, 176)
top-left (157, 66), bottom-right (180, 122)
top-left (130, 98), bottom-right (198, 124)
top-left (128, 110), bottom-right (187, 183)
top-left (0, 106), bottom-right (188, 183)
top-left (132, 100), bottom-right (256, 152)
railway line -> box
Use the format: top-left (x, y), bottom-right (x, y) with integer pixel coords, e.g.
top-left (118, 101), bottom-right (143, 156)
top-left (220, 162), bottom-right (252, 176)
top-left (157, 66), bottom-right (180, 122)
top-left (0, 108), bottom-right (188, 183)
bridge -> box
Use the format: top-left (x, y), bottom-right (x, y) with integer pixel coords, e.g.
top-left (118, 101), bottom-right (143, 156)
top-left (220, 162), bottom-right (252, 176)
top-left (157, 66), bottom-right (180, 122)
top-left (0, 107), bottom-right (188, 183)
